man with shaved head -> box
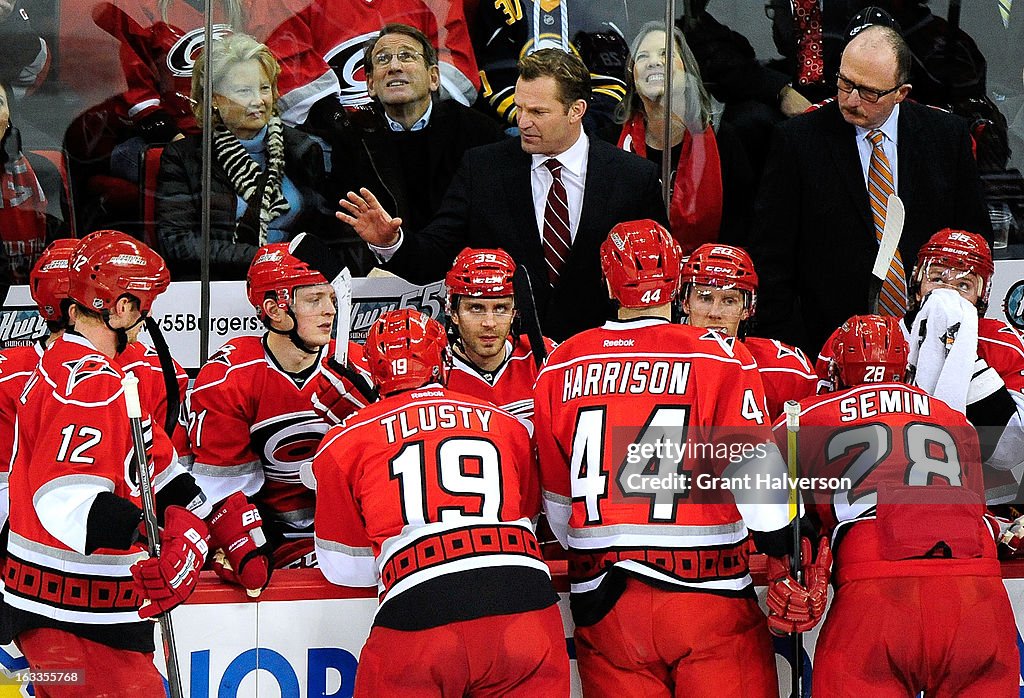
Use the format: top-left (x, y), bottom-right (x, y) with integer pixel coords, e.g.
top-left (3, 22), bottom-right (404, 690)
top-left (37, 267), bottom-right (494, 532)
top-left (749, 24), bottom-right (990, 356)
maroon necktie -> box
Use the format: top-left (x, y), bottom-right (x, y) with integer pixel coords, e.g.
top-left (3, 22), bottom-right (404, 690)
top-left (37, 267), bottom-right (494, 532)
top-left (793, 0), bottom-right (824, 86)
top-left (542, 158), bottom-right (572, 285)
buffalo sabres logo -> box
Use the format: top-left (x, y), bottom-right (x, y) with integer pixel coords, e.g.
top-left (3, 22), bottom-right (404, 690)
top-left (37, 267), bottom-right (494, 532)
top-left (166, 24), bottom-right (233, 77)
top-left (1005, 280), bottom-right (1024, 332)
top-left (62, 355), bottom-right (120, 393)
top-left (324, 33), bottom-right (376, 105)
top-left (251, 412), bottom-right (329, 484)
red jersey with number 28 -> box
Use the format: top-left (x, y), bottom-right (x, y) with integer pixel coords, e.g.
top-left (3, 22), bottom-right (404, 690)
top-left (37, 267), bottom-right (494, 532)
top-left (772, 383), bottom-right (999, 585)
top-left (312, 385), bottom-right (556, 631)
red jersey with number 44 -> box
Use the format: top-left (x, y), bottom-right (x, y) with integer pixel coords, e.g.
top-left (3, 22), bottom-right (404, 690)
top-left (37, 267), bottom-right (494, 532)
top-left (533, 318), bottom-right (792, 605)
top-left (772, 383), bottom-right (999, 585)
top-left (312, 385), bottom-right (556, 631)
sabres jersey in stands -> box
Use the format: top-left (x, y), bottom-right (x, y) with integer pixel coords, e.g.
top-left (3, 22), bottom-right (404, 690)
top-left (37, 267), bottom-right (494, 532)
top-left (447, 334), bottom-right (553, 426)
top-left (187, 335), bottom-right (338, 529)
top-left (0, 342), bottom-right (44, 526)
top-left (5, 333), bottom-right (188, 631)
top-left (312, 385), bottom-right (555, 630)
top-left (744, 336), bottom-right (817, 418)
top-left (533, 318), bottom-right (791, 622)
top-left (117, 340), bottom-right (191, 463)
top-left (772, 383), bottom-right (998, 584)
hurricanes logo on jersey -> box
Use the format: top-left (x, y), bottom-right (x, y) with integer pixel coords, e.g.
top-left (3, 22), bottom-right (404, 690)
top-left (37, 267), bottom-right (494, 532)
top-left (62, 355), bottom-right (121, 393)
top-left (166, 24), bottom-right (233, 77)
top-left (251, 412), bottom-right (329, 484)
top-left (324, 33), bottom-right (376, 105)
top-left (207, 344), bottom-right (237, 367)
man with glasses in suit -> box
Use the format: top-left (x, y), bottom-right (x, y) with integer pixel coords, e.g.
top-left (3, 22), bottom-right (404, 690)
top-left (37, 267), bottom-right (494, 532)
top-left (750, 24), bottom-right (989, 356)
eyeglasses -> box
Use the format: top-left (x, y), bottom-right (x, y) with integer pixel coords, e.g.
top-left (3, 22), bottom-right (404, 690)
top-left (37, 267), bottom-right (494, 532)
top-left (372, 50), bottom-right (424, 67)
top-left (836, 74), bottom-right (902, 103)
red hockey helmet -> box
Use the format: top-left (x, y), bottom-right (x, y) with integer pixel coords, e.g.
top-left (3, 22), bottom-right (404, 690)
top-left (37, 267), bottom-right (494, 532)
top-left (680, 243), bottom-right (759, 315)
top-left (246, 243), bottom-right (329, 320)
top-left (364, 308), bottom-right (448, 396)
top-left (68, 231), bottom-right (169, 313)
top-left (30, 238), bottom-right (78, 322)
top-left (828, 315), bottom-right (908, 390)
top-left (445, 248), bottom-right (516, 313)
top-left (910, 228), bottom-right (994, 312)
top-left (600, 219), bottom-right (683, 308)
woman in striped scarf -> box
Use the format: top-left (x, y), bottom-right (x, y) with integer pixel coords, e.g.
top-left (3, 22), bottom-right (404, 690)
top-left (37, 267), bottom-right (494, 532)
top-left (156, 33), bottom-right (342, 280)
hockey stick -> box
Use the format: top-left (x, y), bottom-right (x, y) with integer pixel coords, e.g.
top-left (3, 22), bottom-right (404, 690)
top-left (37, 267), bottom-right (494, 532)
top-left (143, 316), bottom-right (181, 438)
top-left (288, 234), bottom-right (376, 403)
top-left (122, 374), bottom-right (183, 698)
top-left (868, 194), bottom-right (906, 315)
top-left (784, 399), bottom-right (803, 698)
top-left (512, 266), bottom-right (548, 368)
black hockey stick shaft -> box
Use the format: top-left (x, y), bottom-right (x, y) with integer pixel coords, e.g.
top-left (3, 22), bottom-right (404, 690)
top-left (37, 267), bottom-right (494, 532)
top-left (513, 266), bottom-right (547, 368)
top-left (122, 374), bottom-right (183, 698)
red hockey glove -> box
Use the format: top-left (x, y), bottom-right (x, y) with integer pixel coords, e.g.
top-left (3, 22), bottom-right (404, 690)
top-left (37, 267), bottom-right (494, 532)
top-left (311, 355), bottom-right (375, 426)
top-left (131, 507), bottom-right (210, 619)
top-left (766, 536), bottom-right (832, 636)
top-left (207, 492), bottom-right (272, 595)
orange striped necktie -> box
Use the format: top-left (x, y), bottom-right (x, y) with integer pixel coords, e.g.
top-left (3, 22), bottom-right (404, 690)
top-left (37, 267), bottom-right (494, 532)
top-left (867, 129), bottom-right (907, 316)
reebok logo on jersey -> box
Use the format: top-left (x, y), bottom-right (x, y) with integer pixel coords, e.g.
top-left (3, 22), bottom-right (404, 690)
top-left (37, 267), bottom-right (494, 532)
top-left (411, 390), bottom-right (444, 398)
top-left (62, 355), bottom-right (120, 393)
top-left (603, 339), bottom-right (635, 347)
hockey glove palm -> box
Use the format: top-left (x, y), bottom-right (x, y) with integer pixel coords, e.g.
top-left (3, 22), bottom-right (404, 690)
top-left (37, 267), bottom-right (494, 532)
top-left (131, 507), bottom-right (210, 619)
top-left (208, 492), bottom-right (272, 595)
top-left (766, 536), bottom-right (832, 636)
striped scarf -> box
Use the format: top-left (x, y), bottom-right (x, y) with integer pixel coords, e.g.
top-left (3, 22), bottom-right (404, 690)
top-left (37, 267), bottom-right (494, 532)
top-left (213, 115), bottom-right (289, 245)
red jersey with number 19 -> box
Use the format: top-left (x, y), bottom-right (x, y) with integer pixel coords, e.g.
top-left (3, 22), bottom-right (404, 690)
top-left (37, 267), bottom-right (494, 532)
top-left (311, 385), bottom-right (556, 631)
top-left (533, 318), bottom-right (792, 619)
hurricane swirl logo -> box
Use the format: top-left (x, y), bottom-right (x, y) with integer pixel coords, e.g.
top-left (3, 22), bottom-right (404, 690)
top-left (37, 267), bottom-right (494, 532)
top-left (324, 33), bottom-right (376, 105)
top-left (251, 412), bottom-right (328, 484)
top-left (166, 24), bottom-right (234, 77)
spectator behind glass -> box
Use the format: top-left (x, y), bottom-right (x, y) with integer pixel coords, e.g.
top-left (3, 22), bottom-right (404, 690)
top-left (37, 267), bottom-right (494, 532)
top-left (607, 22), bottom-right (753, 253)
top-left (327, 23), bottom-right (502, 253)
top-left (156, 34), bottom-right (342, 281)
top-left (0, 81), bottom-right (70, 285)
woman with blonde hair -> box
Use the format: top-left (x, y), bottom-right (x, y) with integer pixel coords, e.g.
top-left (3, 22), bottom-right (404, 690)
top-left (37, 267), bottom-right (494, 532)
top-left (156, 34), bottom-right (341, 280)
top-left (608, 21), bottom-right (754, 253)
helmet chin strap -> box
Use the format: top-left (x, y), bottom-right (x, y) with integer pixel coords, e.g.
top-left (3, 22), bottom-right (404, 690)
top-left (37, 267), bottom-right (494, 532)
top-left (103, 310), bottom-right (147, 355)
top-left (268, 309), bottom-right (320, 355)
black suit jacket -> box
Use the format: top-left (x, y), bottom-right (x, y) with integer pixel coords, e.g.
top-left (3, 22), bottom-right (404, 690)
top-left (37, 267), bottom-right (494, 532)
top-left (750, 100), bottom-right (990, 355)
top-left (387, 136), bottom-right (667, 341)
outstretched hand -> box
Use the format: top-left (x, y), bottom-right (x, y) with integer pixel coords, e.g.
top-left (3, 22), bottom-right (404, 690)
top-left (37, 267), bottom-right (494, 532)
top-left (336, 188), bottom-right (403, 247)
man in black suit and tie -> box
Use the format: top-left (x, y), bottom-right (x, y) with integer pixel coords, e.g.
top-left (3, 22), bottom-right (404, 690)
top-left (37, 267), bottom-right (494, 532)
top-left (750, 24), bottom-right (989, 356)
top-left (337, 49), bottom-right (666, 341)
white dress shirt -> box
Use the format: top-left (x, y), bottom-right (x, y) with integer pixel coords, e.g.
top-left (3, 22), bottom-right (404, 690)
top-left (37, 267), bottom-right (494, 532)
top-left (530, 131), bottom-right (589, 243)
top-left (855, 103), bottom-right (900, 193)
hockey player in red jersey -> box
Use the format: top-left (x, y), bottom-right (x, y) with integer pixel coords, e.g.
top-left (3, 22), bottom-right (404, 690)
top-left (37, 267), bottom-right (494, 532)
top-left (444, 247), bottom-right (553, 427)
top-left (187, 243), bottom-right (369, 570)
top-left (778, 314), bottom-right (1018, 697)
top-left (311, 308), bottom-right (569, 697)
top-left (533, 219), bottom-right (828, 697)
top-left (1, 231), bottom-right (216, 694)
top-left (681, 243), bottom-right (817, 419)
top-left (0, 239), bottom-right (77, 528)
